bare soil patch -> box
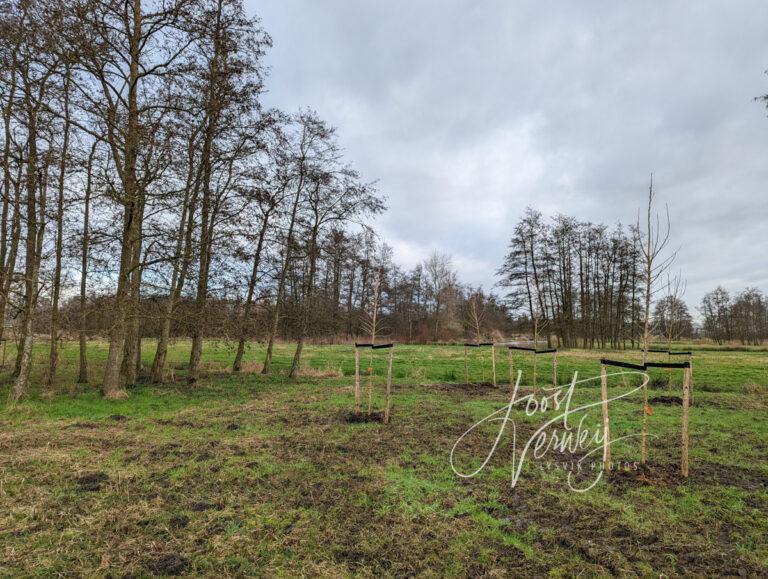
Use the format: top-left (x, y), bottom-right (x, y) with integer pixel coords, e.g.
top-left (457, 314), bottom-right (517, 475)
top-left (342, 411), bottom-right (385, 423)
top-left (146, 553), bottom-right (190, 576)
top-left (649, 395), bottom-right (683, 405)
top-left (75, 471), bottom-right (110, 491)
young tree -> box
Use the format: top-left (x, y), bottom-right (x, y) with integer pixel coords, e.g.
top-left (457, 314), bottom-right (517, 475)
top-left (636, 176), bottom-right (676, 464)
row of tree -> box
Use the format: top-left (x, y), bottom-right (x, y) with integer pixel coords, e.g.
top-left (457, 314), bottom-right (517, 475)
top-left (497, 205), bottom-right (665, 350)
top-left (1, 0), bottom-right (517, 400)
top-left (699, 287), bottom-right (768, 345)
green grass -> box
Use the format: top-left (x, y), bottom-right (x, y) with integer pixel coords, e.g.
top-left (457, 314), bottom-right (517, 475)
top-left (0, 340), bottom-right (766, 576)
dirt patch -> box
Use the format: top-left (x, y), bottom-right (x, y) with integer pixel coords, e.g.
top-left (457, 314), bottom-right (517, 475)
top-left (343, 411), bottom-right (385, 424)
top-left (71, 421), bottom-right (100, 429)
top-left (649, 396), bottom-right (683, 405)
top-left (168, 515), bottom-right (190, 529)
top-left (195, 451), bottom-right (214, 462)
top-left (692, 462), bottom-right (768, 491)
top-left (225, 423), bottom-right (240, 431)
top-left (432, 382), bottom-right (499, 394)
top-left (147, 553), bottom-right (190, 576)
top-left (76, 472), bottom-right (110, 492)
top-left (297, 365), bottom-right (344, 378)
top-left (609, 463), bottom-right (684, 488)
top-left (608, 461), bottom-right (766, 492)
top-left (108, 414), bottom-right (128, 422)
top-left (189, 501), bottom-right (222, 512)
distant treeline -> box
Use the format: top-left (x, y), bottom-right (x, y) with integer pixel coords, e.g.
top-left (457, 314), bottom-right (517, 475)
top-left (496, 208), bottom-right (767, 348)
top-left (699, 287), bottom-right (767, 346)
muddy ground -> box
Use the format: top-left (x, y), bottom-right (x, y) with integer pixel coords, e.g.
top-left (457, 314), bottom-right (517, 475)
top-left (1, 377), bottom-right (766, 576)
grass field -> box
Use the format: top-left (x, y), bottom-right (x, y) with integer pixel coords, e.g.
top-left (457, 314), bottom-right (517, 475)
top-left (1, 341), bottom-right (766, 576)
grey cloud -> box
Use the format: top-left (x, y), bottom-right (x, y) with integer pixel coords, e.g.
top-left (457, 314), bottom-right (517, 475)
top-left (252, 0), bottom-right (768, 307)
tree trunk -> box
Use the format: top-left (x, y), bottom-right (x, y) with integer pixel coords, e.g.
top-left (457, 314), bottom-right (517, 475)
top-left (78, 143), bottom-right (96, 383)
top-left (263, 176), bottom-right (305, 374)
top-left (233, 207), bottom-right (272, 372)
top-left (12, 104), bottom-right (46, 401)
top-left (102, 0), bottom-right (143, 399)
top-left (289, 225), bottom-right (320, 377)
top-left (45, 66), bottom-right (71, 393)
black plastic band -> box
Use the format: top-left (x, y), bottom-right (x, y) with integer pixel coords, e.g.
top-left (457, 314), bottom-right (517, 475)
top-left (600, 359), bottom-right (647, 371)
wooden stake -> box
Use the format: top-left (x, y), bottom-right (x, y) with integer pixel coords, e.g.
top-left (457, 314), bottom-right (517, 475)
top-left (532, 351), bottom-right (537, 391)
top-left (681, 365), bottom-right (691, 477)
top-left (601, 364), bottom-right (611, 473)
top-left (367, 350), bottom-right (374, 415)
top-left (354, 348), bottom-right (361, 414)
top-left (507, 349), bottom-right (513, 387)
top-left (491, 346), bottom-right (496, 387)
top-left (480, 348), bottom-right (485, 383)
top-left (464, 346), bottom-right (468, 385)
top-left (688, 353), bottom-right (694, 405)
top-left (384, 348), bottom-right (394, 424)
top-left (641, 377), bottom-right (649, 465)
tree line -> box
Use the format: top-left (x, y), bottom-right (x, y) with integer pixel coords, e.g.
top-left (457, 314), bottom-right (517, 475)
top-left (0, 0), bottom-right (515, 400)
top-left (497, 206), bottom-right (767, 349)
top-left (699, 287), bottom-right (767, 345)
top-left (497, 207), bottom-right (652, 349)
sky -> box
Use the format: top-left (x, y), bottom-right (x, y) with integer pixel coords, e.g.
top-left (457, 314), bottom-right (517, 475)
top-left (251, 0), bottom-right (768, 310)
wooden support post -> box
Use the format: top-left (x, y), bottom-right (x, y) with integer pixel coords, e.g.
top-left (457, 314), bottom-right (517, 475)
top-left (384, 348), bottom-right (394, 424)
top-left (532, 352), bottom-right (537, 391)
top-left (641, 376), bottom-right (649, 465)
top-left (508, 349), bottom-right (513, 387)
top-left (480, 348), bottom-right (485, 383)
top-left (688, 353), bottom-right (694, 405)
top-left (464, 346), bottom-right (468, 385)
top-left (367, 351), bottom-right (374, 415)
top-left (491, 346), bottom-right (497, 387)
top-left (354, 348), bottom-right (361, 414)
top-left (681, 365), bottom-right (691, 477)
top-left (601, 364), bottom-right (611, 473)
top-left (553, 351), bottom-right (558, 386)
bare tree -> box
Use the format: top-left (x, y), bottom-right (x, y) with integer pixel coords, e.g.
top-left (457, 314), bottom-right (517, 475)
top-left (67, 0), bottom-right (196, 398)
top-left (424, 251), bottom-right (457, 342)
top-left (45, 63), bottom-right (72, 392)
top-left (77, 142), bottom-right (98, 383)
top-left (8, 0), bottom-right (63, 400)
top-left (262, 111), bottom-right (334, 374)
top-left (637, 176), bottom-right (676, 362)
top-left (636, 175), bottom-right (676, 464)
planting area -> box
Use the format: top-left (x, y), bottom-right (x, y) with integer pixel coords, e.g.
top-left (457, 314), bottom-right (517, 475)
top-left (1, 342), bottom-right (767, 576)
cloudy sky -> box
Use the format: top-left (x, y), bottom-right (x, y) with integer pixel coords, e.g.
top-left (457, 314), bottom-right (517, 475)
top-left (252, 0), bottom-right (768, 309)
